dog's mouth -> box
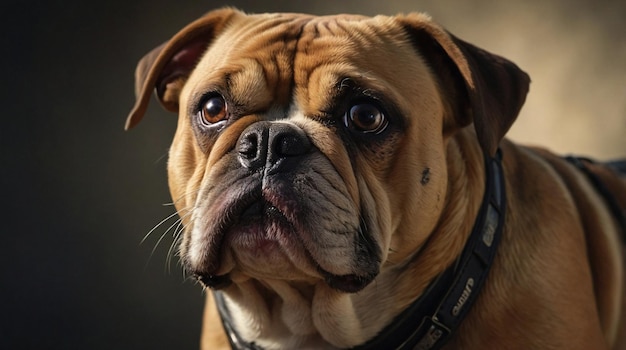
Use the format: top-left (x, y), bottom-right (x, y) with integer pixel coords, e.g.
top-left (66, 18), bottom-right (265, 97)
top-left (222, 194), bottom-right (301, 257)
top-left (184, 178), bottom-right (379, 293)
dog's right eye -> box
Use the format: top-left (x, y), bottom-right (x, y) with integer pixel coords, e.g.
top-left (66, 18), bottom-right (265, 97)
top-left (344, 102), bottom-right (388, 134)
top-left (200, 95), bottom-right (228, 124)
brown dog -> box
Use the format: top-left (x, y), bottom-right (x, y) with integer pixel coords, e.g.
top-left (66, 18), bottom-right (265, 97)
top-left (126, 8), bottom-right (626, 349)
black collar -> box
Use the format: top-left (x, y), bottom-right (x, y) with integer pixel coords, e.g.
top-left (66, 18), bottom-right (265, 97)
top-left (214, 149), bottom-right (507, 350)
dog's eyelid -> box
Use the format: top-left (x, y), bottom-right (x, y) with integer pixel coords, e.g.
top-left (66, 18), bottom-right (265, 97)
top-left (189, 76), bottom-right (232, 114)
top-left (340, 85), bottom-right (389, 111)
top-left (337, 77), bottom-right (356, 91)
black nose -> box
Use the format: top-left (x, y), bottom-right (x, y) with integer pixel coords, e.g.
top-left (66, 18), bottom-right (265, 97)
top-left (237, 122), bottom-right (311, 171)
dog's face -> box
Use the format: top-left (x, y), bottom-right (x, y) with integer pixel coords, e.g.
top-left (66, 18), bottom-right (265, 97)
top-left (127, 9), bottom-right (529, 293)
top-left (170, 12), bottom-right (451, 293)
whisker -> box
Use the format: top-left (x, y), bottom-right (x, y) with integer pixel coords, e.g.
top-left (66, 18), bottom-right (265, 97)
top-left (168, 234), bottom-right (185, 273)
top-left (157, 187), bottom-right (202, 209)
top-left (140, 211), bottom-right (181, 245)
top-left (165, 211), bottom-right (192, 273)
top-left (171, 188), bottom-right (202, 207)
top-left (358, 215), bottom-right (370, 242)
top-left (154, 151), bottom-right (169, 165)
top-left (141, 187), bottom-right (201, 273)
top-left (149, 209), bottom-right (191, 259)
top-left (166, 224), bottom-right (182, 269)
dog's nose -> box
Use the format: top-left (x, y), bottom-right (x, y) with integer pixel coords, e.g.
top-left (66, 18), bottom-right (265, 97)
top-left (237, 122), bottom-right (311, 170)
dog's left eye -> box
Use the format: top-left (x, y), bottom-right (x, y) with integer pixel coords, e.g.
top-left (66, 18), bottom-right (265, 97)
top-left (200, 95), bottom-right (228, 124)
top-left (344, 103), bottom-right (388, 134)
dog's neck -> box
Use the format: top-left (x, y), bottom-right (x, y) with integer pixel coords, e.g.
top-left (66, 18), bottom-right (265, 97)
top-left (213, 133), bottom-right (489, 349)
top-left (215, 279), bottom-right (380, 349)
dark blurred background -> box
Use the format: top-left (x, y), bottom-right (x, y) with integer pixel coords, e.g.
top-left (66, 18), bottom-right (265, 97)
top-left (2, 0), bottom-right (624, 349)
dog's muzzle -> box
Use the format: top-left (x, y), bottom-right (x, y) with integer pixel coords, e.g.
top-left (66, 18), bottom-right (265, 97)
top-left (185, 120), bottom-right (380, 293)
top-left (236, 121), bottom-right (312, 173)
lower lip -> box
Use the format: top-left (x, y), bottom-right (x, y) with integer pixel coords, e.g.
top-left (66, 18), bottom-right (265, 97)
top-left (225, 216), bottom-right (293, 252)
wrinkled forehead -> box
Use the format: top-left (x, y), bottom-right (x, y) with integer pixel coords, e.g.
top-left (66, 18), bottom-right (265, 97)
top-left (184, 13), bottom-right (434, 115)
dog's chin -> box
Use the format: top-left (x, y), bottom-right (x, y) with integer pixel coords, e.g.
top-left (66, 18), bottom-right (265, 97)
top-left (186, 199), bottom-right (378, 293)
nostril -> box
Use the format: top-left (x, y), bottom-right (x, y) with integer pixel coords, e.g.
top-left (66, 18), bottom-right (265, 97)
top-left (237, 123), bottom-right (269, 170)
top-left (274, 133), bottom-right (310, 157)
top-left (238, 134), bottom-right (258, 159)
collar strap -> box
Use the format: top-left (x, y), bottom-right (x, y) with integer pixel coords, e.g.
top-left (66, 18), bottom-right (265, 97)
top-left (214, 291), bottom-right (263, 350)
top-left (351, 149), bottom-right (506, 350)
top-left (215, 150), bottom-right (507, 350)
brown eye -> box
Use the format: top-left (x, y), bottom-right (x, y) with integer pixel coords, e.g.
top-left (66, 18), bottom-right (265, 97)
top-left (201, 95), bottom-right (227, 124)
top-left (345, 103), bottom-right (387, 134)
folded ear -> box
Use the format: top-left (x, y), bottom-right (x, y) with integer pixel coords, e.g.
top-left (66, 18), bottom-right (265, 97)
top-left (125, 8), bottom-right (241, 130)
top-left (397, 13), bottom-right (530, 156)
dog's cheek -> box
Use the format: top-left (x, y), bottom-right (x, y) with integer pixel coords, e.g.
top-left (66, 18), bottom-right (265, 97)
top-left (387, 147), bottom-right (449, 263)
top-left (358, 133), bottom-right (403, 176)
top-left (167, 122), bottom-right (207, 218)
top-left (352, 157), bottom-right (392, 263)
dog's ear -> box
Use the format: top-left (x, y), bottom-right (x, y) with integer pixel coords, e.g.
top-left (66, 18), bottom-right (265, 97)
top-left (397, 13), bottom-right (530, 156)
top-left (125, 8), bottom-right (241, 130)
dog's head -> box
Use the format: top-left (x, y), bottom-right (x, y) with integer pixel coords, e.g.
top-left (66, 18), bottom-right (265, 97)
top-left (127, 8), bottom-right (529, 293)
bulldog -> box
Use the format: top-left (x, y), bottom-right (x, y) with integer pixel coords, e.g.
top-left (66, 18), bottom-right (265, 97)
top-left (126, 8), bottom-right (626, 350)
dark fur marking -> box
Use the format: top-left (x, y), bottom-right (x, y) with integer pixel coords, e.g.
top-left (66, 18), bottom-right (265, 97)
top-left (421, 167), bottom-right (431, 185)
